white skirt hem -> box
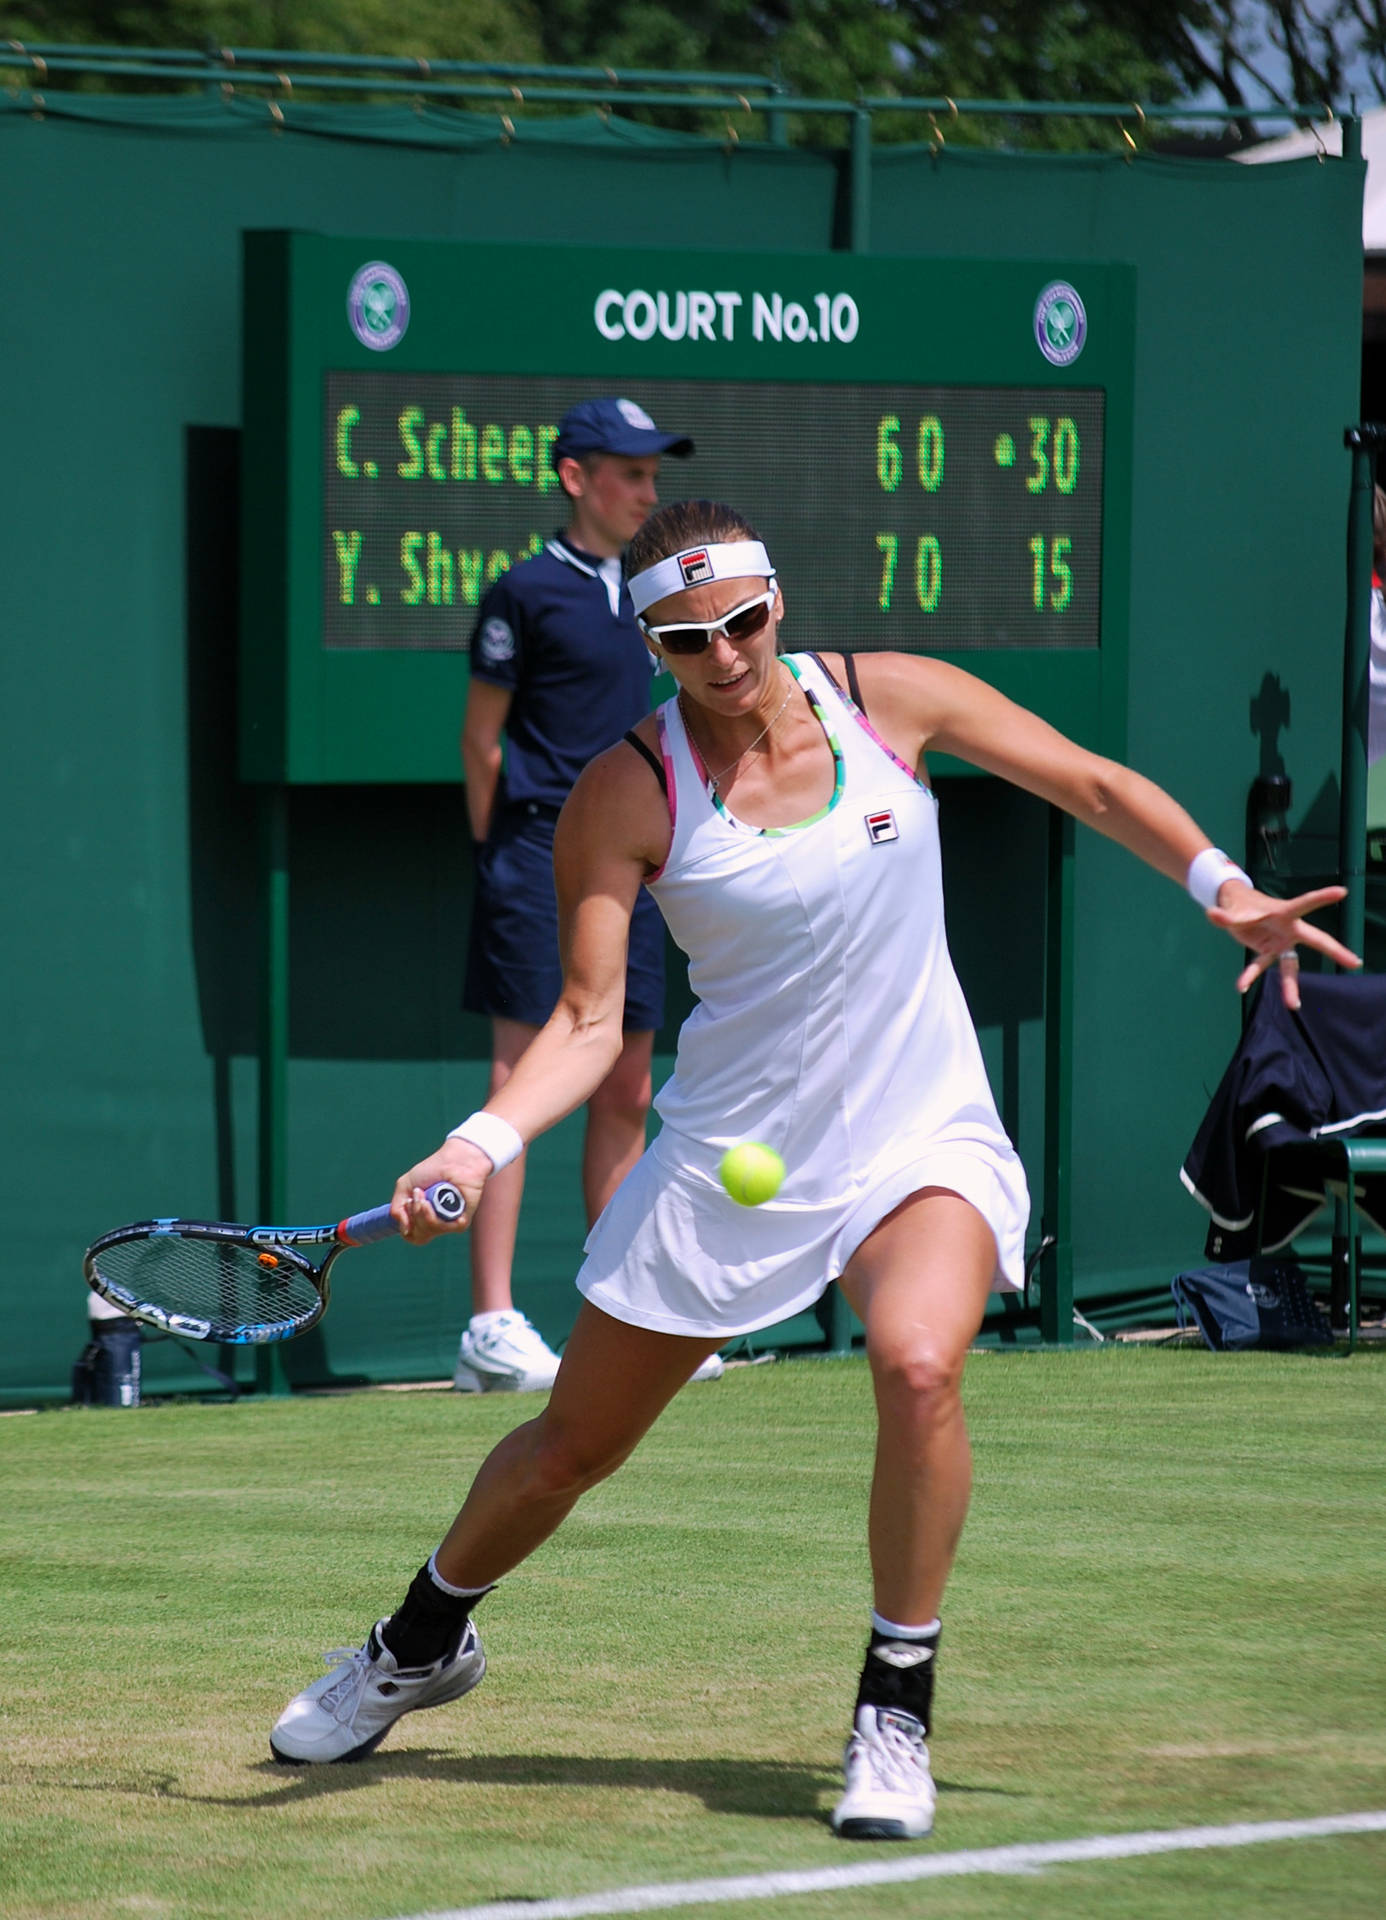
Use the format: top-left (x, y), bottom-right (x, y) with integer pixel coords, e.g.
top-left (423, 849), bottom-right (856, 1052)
top-left (575, 1136), bottom-right (1028, 1341)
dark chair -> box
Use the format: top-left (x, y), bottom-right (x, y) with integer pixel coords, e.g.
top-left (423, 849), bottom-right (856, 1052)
top-left (1181, 972), bottom-right (1386, 1350)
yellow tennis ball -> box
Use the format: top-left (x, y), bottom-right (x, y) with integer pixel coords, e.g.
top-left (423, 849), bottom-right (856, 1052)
top-left (719, 1142), bottom-right (785, 1206)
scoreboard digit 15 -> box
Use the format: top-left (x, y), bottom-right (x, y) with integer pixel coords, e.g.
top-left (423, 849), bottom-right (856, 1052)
top-left (240, 233), bottom-right (1134, 783)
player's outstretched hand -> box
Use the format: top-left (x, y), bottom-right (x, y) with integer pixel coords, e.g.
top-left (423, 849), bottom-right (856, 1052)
top-left (1207, 882), bottom-right (1361, 1009)
top-left (391, 1141), bottom-right (492, 1243)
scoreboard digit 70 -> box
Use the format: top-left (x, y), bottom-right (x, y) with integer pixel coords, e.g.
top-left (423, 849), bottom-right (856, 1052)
top-left (241, 234), bottom-right (1133, 783)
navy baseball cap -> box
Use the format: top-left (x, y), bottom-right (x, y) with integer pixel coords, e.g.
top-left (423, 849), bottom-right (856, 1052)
top-left (552, 397), bottom-right (694, 463)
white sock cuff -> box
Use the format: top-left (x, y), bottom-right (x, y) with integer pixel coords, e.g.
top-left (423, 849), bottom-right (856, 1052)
top-left (871, 1611), bottom-right (941, 1640)
top-left (427, 1550), bottom-right (496, 1601)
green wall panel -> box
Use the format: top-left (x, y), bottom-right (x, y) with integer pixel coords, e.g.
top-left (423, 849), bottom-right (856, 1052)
top-left (0, 103), bottom-right (1364, 1399)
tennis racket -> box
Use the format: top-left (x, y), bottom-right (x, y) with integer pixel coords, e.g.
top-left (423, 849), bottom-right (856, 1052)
top-left (82, 1182), bottom-right (464, 1346)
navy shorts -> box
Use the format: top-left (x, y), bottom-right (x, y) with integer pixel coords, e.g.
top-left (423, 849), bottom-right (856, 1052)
top-left (464, 803), bottom-right (666, 1031)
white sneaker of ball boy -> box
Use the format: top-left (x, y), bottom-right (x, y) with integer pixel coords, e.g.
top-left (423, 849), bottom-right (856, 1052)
top-left (453, 1309), bottom-right (723, 1391)
top-left (452, 1310), bottom-right (563, 1392)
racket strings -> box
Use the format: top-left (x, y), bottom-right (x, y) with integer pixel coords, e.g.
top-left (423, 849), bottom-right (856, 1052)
top-left (90, 1234), bottom-right (321, 1334)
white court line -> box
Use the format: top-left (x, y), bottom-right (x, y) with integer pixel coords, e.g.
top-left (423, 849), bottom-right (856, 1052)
top-left (386, 1810), bottom-right (1386, 1920)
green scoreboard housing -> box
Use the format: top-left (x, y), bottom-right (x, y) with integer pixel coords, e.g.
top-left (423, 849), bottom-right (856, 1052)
top-left (240, 232), bottom-right (1134, 784)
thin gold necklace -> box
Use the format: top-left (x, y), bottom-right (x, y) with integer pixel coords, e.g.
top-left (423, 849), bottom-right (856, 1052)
top-left (681, 672), bottom-right (795, 793)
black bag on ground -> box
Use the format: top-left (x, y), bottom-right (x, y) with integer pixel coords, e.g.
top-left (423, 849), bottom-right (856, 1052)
top-left (1171, 1257), bottom-right (1333, 1351)
top-left (71, 1316), bottom-right (142, 1405)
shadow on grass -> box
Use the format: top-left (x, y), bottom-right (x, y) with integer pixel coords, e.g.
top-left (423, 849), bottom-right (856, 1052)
top-left (203, 1752), bottom-right (831, 1817)
top-left (168, 1751), bottom-right (1019, 1820)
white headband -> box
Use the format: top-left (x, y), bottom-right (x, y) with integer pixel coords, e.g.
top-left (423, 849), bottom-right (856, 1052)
top-left (628, 540), bottom-right (775, 617)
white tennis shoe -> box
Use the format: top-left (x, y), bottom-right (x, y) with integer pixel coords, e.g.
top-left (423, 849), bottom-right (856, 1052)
top-left (270, 1619), bottom-right (485, 1763)
top-left (453, 1312), bottom-right (561, 1392)
top-left (690, 1353), bottom-right (725, 1382)
top-left (831, 1704), bottom-right (936, 1840)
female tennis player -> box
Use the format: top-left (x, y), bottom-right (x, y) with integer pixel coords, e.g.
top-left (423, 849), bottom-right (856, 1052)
top-left (271, 500), bottom-right (1356, 1838)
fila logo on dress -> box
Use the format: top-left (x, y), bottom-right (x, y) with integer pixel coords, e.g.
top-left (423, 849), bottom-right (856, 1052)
top-left (865, 809), bottom-right (898, 845)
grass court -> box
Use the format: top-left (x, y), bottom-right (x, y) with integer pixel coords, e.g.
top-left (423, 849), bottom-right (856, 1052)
top-left (2, 1345), bottom-right (1383, 1919)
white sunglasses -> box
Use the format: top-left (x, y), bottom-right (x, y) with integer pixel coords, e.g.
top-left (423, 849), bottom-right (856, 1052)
top-left (638, 585), bottom-right (778, 656)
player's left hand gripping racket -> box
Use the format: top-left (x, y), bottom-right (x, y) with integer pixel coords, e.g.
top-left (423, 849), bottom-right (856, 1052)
top-left (82, 1182), bottom-right (464, 1346)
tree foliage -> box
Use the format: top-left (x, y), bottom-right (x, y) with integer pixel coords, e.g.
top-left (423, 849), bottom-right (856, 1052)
top-left (4, 1), bottom-right (1381, 145)
top-left (527, 1), bottom-right (1202, 148)
top-left (2, 1), bottom-right (541, 66)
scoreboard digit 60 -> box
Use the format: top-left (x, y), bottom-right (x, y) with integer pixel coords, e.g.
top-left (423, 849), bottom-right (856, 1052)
top-left (241, 234), bottom-right (1133, 783)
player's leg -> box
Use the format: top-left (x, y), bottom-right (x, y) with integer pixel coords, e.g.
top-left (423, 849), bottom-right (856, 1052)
top-left (458, 805), bottom-right (565, 1390)
top-left (435, 1300), bottom-right (719, 1583)
top-left (580, 1026), bottom-right (654, 1224)
top-left (585, 889), bottom-right (665, 1227)
top-left (583, 1028), bottom-right (723, 1384)
top-left (843, 1188), bottom-right (995, 1621)
top-left (829, 1186), bottom-right (996, 1840)
top-left (270, 1303), bottom-right (719, 1764)
top-left (455, 1016), bottom-right (563, 1392)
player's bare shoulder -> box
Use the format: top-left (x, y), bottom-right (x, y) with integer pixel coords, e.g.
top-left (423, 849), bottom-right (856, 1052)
top-left (560, 720), bottom-right (671, 876)
top-left (852, 650), bottom-right (964, 709)
top-left (817, 650), bottom-right (961, 767)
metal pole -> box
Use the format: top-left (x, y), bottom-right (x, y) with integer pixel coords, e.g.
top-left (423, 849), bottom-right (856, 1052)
top-left (1040, 808), bottom-right (1075, 1343)
top-left (1336, 412), bottom-right (1379, 1342)
top-left (766, 69), bottom-right (789, 147)
top-left (849, 108), bottom-right (872, 253)
top-left (256, 783), bottom-right (291, 1395)
top-left (1340, 425), bottom-right (1380, 963)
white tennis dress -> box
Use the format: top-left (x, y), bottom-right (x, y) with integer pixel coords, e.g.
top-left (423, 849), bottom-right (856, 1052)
top-left (576, 651), bottom-right (1029, 1338)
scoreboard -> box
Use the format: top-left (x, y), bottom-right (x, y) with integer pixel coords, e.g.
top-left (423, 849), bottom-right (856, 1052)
top-left (322, 373), bottom-right (1105, 653)
top-left (241, 234), bottom-right (1134, 782)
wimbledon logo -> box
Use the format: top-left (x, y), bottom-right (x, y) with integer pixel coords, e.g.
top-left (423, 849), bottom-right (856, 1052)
top-left (348, 261), bottom-right (411, 352)
top-left (1034, 280), bottom-right (1087, 367)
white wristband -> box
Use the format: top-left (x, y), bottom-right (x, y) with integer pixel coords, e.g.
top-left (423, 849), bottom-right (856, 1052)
top-left (1187, 846), bottom-right (1252, 910)
top-left (446, 1110), bottom-right (525, 1172)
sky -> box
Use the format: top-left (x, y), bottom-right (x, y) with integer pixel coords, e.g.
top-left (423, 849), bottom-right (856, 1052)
top-left (1184, 6), bottom-right (1382, 119)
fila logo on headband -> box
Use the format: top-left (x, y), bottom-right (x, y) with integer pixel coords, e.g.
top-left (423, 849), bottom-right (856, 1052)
top-left (629, 538), bottom-right (774, 616)
top-left (865, 810), bottom-right (899, 845)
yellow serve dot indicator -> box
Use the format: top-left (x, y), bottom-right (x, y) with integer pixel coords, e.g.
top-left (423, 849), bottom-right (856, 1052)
top-left (994, 433), bottom-right (1016, 468)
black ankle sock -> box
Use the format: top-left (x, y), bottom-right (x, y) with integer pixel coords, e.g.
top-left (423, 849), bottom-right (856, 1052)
top-left (854, 1623), bottom-right (941, 1733)
top-left (376, 1564), bottom-right (491, 1669)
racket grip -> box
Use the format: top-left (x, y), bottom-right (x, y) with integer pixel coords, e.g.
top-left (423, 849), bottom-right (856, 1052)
top-left (340, 1181), bottom-right (466, 1246)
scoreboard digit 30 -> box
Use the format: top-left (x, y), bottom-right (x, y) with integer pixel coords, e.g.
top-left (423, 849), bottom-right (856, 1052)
top-left (240, 233), bottom-right (1134, 783)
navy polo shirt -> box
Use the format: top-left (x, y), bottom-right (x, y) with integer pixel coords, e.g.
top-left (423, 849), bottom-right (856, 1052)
top-left (469, 534), bottom-right (656, 811)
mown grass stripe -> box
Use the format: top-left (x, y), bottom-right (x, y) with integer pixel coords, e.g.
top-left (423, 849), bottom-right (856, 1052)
top-left (391, 1811), bottom-right (1386, 1920)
